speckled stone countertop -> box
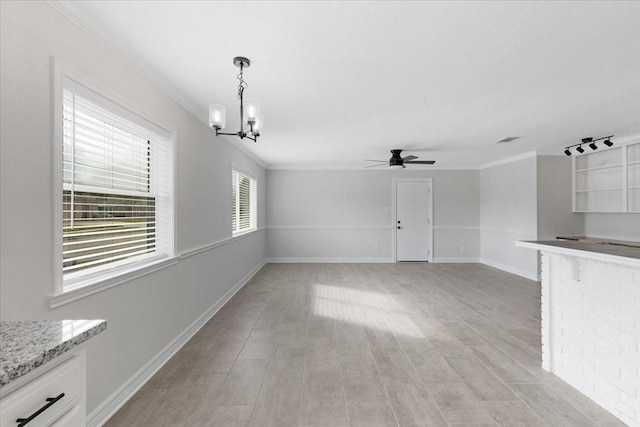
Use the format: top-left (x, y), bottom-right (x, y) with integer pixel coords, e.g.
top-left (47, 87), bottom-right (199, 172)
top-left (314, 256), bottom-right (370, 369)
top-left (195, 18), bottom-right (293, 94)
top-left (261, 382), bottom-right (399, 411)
top-left (517, 240), bottom-right (640, 267)
top-left (0, 320), bottom-right (107, 388)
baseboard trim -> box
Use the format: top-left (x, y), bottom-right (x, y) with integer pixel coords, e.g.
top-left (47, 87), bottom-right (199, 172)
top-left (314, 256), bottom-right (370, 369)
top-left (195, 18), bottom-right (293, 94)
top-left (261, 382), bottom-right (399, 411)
top-left (433, 257), bottom-right (481, 263)
top-left (265, 257), bottom-right (393, 264)
top-left (479, 258), bottom-right (539, 281)
top-left (266, 257), bottom-right (487, 264)
top-left (87, 259), bottom-right (267, 427)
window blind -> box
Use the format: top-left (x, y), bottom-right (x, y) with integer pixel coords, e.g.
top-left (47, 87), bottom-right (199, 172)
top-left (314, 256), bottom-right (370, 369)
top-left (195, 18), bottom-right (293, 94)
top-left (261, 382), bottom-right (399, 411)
top-left (232, 169), bottom-right (255, 233)
top-left (62, 89), bottom-right (164, 277)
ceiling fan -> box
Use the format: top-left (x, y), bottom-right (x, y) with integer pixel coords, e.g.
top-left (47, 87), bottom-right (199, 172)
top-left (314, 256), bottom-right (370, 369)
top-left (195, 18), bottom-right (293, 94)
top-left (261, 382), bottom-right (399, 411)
top-left (365, 149), bottom-right (436, 169)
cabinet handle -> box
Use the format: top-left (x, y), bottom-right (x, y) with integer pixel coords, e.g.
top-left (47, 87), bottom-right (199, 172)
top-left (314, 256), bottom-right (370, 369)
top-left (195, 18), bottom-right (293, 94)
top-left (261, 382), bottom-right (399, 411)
top-left (16, 393), bottom-right (65, 426)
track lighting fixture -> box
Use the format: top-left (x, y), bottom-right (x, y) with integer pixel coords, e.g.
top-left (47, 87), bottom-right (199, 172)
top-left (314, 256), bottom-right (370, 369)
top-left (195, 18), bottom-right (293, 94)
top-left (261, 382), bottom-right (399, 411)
top-left (563, 135), bottom-right (613, 155)
top-left (209, 57), bottom-right (262, 142)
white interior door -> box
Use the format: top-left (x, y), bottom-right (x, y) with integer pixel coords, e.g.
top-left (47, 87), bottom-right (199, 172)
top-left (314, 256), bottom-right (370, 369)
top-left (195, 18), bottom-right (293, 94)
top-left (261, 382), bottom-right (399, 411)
top-left (395, 180), bottom-right (431, 262)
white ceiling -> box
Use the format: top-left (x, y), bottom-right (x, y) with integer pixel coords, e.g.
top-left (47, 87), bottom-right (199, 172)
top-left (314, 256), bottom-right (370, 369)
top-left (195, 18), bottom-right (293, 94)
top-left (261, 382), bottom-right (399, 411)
top-left (57, 1), bottom-right (640, 169)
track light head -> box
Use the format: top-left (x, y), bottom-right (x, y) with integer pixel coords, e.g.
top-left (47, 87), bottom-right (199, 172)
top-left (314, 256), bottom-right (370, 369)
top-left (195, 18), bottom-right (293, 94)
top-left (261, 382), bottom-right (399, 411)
top-left (576, 145), bottom-right (585, 153)
top-left (604, 139), bottom-right (613, 147)
top-left (589, 142), bottom-right (598, 150)
top-left (564, 149), bottom-right (572, 156)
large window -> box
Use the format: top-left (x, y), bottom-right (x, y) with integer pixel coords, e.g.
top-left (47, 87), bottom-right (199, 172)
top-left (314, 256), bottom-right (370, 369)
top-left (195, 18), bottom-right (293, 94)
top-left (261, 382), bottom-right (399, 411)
top-left (232, 168), bottom-right (256, 235)
top-left (60, 76), bottom-right (173, 291)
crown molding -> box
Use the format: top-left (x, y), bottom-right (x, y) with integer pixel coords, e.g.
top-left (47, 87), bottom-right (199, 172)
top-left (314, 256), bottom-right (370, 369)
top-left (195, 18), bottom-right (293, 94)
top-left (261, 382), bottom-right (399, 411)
top-left (477, 151), bottom-right (538, 170)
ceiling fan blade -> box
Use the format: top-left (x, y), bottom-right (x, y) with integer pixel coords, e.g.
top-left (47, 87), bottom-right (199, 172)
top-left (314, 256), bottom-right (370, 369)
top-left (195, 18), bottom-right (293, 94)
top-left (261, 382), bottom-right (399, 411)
top-left (364, 159), bottom-right (388, 162)
top-left (402, 155), bottom-right (418, 161)
top-left (405, 160), bottom-right (436, 164)
top-left (364, 163), bottom-right (388, 168)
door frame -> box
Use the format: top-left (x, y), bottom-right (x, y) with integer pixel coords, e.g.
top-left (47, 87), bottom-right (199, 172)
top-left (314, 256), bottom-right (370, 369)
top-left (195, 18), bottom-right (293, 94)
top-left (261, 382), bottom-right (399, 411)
top-left (392, 178), bottom-right (433, 263)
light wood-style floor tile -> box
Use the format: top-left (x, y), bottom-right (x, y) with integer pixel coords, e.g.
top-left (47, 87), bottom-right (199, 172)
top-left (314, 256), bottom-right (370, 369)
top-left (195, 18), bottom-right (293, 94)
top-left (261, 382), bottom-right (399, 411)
top-left (510, 382), bottom-right (598, 426)
top-left (386, 383), bottom-right (447, 426)
top-left (346, 401), bottom-right (398, 427)
top-left (105, 263), bottom-right (623, 427)
top-left (482, 400), bottom-right (547, 426)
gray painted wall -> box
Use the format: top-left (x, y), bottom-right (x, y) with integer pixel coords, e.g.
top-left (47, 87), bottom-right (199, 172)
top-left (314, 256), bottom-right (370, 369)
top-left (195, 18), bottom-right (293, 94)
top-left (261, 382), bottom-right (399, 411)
top-left (584, 213), bottom-right (640, 240)
top-left (537, 156), bottom-right (585, 240)
top-left (266, 169), bottom-right (480, 261)
top-left (0, 1), bottom-right (266, 414)
top-left (479, 156), bottom-right (539, 279)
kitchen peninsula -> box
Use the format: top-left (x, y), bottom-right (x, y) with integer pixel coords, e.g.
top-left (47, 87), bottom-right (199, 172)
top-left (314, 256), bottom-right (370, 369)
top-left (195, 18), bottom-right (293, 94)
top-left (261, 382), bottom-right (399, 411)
top-left (518, 239), bottom-right (639, 427)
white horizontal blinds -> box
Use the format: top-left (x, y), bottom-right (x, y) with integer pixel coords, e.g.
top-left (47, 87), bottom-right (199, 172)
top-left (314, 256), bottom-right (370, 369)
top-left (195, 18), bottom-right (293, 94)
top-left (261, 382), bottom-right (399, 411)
top-left (62, 89), bottom-right (157, 275)
top-left (238, 174), bottom-right (252, 230)
top-left (232, 170), bottom-right (238, 231)
top-left (232, 169), bottom-right (254, 233)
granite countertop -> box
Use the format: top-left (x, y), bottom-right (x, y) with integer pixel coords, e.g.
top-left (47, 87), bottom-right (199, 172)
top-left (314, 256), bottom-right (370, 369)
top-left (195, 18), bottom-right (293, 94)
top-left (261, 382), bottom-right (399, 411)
top-left (517, 240), bottom-right (640, 265)
top-left (0, 319), bottom-right (107, 388)
top-left (556, 235), bottom-right (640, 249)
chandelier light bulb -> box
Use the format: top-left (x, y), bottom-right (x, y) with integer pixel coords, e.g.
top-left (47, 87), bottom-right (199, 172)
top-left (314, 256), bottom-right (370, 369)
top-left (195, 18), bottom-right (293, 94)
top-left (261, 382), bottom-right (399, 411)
top-left (209, 104), bottom-right (225, 129)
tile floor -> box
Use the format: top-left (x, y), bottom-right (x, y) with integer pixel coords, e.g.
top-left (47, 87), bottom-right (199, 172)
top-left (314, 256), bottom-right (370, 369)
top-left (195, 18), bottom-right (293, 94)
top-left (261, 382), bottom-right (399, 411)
top-left (105, 263), bottom-right (627, 426)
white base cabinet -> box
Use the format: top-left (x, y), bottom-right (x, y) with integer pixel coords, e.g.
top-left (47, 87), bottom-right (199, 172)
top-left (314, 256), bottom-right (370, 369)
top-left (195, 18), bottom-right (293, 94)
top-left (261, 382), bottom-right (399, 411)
top-left (0, 351), bottom-right (86, 427)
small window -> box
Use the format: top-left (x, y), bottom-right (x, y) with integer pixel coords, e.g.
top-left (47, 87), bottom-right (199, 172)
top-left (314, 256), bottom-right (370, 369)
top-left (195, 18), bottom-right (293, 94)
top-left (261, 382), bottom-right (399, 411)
top-left (60, 76), bottom-right (173, 290)
top-left (232, 169), bottom-right (256, 235)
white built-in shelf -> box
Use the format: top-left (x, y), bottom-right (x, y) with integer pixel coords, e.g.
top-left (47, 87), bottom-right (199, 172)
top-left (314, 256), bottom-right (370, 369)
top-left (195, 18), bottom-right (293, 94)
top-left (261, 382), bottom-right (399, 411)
top-left (573, 140), bottom-right (640, 213)
top-left (575, 164), bottom-right (623, 173)
top-left (575, 188), bottom-right (623, 193)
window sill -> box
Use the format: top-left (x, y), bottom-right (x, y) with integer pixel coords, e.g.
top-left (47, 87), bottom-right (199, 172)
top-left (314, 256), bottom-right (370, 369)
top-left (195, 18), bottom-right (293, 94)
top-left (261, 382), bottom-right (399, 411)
top-left (49, 255), bottom-right (179, 308)
top-left (232, 227), bottom-right (258, 239)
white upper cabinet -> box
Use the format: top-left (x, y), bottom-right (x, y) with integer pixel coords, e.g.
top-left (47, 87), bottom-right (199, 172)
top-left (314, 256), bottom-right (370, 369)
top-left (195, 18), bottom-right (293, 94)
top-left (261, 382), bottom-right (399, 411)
top-left (573, 140), bottom-right (640, 212)
top-left (628, 143), bottom-right (640, 212)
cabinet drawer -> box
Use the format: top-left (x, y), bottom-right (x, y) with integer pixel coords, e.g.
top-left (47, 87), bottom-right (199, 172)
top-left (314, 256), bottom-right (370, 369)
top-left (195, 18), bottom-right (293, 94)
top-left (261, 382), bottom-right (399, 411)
top-left (0, 355), bottom-right (83, 427)
top-left (50, 404), bottom-right (82, 427)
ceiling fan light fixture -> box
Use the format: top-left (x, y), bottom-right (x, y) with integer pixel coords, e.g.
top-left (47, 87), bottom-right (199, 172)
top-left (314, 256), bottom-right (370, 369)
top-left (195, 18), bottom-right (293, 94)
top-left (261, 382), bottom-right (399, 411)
top-left (365, 149), bottom-right (435, 169)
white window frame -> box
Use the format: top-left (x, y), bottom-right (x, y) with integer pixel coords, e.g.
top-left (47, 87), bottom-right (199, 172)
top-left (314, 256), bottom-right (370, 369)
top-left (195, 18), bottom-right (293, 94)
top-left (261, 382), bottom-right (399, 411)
top-left (231, 166), bottom-right (257, 237)
top-left (50, 59), bottom-right (177, 306)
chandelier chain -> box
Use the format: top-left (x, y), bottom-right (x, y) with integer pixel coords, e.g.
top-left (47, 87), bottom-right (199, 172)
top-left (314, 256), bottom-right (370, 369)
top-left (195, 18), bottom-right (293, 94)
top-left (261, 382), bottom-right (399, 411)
top-left (237, 63), bottom-right (248, 100)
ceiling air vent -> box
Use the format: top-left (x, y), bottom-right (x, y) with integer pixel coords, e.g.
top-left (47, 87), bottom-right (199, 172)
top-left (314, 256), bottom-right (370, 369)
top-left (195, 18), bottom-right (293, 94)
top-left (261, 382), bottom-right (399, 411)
top-left (494, 136), bottom-right (520, 144)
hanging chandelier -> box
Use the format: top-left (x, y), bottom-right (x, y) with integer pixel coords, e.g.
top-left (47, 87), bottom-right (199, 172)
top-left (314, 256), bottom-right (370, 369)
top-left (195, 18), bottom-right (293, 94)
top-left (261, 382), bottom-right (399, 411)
top-left (209, 57), bottom-right (262, 142)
